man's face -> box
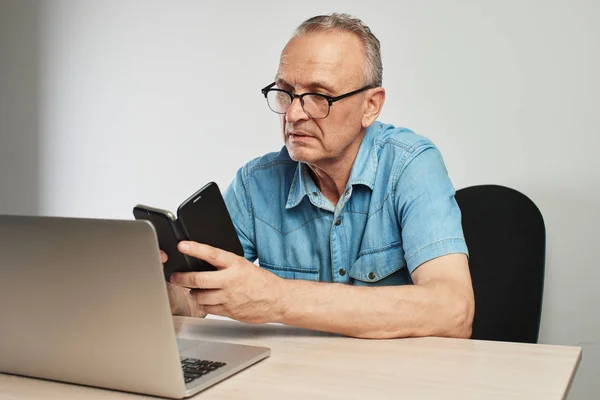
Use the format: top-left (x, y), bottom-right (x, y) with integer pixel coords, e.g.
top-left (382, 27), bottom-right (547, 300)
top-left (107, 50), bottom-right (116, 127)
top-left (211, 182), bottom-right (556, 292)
top-left (276, 31), bottom-right (369, 165)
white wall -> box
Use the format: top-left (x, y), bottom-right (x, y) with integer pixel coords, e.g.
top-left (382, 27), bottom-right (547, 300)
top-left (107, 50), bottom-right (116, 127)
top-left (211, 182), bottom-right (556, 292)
top-left (0, 1), bottom-right (598, 398)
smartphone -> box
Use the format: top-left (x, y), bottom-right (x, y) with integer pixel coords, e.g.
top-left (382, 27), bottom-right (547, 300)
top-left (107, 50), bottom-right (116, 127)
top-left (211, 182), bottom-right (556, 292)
top-left (177, 182), bottom-right (244, 271)
top-left (132, 205), bottom-right (202, 280)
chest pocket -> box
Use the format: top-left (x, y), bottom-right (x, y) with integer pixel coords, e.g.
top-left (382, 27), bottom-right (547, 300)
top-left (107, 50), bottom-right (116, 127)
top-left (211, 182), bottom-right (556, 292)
top-left (258, 260), bottom-right (320, 281)
top-left (349, 244), bottom-right (413, 286)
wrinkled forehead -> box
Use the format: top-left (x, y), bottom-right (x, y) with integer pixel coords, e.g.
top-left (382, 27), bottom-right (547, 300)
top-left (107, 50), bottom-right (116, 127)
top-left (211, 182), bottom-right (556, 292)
top-left (276, 31), bottom-right (365, 91)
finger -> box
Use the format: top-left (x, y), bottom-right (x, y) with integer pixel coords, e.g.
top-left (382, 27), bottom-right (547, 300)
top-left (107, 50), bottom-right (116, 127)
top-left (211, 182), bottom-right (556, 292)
top-left (170, 270), bottom-right (226, 289)
top-left (189, 289), bottom-right (225, 306)
top-left (178, 241), bottom-right (236, 269)
top-left (165, 282), bottom-right (191, 316)
top-left (159, 250), bottom-right (168, 264)
top-left (191, 302), bottom-right (208, 318)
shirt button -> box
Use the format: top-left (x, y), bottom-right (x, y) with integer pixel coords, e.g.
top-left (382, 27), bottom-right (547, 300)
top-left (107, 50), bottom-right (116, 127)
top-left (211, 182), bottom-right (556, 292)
top-left (345, 189), bottom-right (350, 196)
top-left (334, 218), bottom-right (342, 226)
top-left (339, 268), bottom-right (346, 276)
top-left (368, 272), bottom-right (376, 280)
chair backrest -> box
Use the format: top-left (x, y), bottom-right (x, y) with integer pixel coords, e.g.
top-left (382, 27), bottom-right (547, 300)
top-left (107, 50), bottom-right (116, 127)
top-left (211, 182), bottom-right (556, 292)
top-left (454, 184), bottom-right (546, 343)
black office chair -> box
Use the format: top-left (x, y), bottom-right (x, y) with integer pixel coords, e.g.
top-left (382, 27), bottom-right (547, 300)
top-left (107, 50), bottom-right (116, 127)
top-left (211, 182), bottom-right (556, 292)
top-left (455, 184), bottom-right (546, 343)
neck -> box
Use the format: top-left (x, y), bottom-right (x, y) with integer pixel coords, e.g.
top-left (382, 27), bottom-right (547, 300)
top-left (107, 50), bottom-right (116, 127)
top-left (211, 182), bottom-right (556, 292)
top-left (306, 132), bottom-right (365, 205)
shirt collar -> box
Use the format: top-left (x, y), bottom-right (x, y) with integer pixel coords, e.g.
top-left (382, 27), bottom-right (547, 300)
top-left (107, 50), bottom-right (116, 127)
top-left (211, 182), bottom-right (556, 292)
top-left (285, 122), bottom-right (381, 209)
top-left (347, 122), bottom-right (380, 190)
top-left (285, 162), bottom-right (322, 209)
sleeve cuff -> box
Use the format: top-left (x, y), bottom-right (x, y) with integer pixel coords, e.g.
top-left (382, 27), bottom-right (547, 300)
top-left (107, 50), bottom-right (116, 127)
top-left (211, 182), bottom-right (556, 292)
top-left (405, 238), bottom-right (469, 274)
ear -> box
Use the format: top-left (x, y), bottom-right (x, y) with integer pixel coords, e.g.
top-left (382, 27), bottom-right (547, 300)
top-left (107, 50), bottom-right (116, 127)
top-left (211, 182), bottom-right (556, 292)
top-left (361, 87), bottom-right (386, 128)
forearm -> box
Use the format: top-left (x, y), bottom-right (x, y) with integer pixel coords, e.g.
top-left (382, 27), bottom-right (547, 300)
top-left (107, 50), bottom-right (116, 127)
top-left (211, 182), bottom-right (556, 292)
top-left (274, 279), bottom-right (473, 339)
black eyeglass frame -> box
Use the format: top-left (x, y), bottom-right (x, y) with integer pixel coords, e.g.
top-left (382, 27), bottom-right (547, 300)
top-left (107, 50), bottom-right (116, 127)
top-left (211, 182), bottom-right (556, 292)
top-left (260, 82), bottom-right (376, 119)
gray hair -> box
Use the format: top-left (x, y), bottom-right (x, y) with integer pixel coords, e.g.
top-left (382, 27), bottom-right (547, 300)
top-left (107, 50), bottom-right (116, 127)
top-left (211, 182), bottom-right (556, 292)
top-left (293, 13), bottom-right (383, 87)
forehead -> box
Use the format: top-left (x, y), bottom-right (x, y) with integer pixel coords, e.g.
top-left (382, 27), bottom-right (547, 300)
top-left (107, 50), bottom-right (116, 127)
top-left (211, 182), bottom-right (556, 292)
top-left (277, 31), bottom-right (364, 90)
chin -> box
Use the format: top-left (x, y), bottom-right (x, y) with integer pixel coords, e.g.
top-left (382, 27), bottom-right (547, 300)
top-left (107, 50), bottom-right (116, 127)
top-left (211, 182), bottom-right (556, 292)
top-left (286, 145), bottom-right (317, 164)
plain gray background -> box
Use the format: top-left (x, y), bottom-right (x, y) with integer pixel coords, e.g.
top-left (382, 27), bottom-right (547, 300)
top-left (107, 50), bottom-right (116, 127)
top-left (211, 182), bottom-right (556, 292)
top-left (0, 1), bottom-right (598, 398)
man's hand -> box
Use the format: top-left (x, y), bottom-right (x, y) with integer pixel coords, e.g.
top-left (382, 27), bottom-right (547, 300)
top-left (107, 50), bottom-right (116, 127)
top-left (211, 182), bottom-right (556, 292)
top-left (168, 241), bottom-right (286, 324)
top-left (159, 250), bottom-right (205, 318)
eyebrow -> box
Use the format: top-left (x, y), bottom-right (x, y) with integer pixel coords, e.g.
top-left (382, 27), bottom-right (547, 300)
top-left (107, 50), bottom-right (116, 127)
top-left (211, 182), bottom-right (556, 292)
top-left (274, 77), bottom-right (336, 94)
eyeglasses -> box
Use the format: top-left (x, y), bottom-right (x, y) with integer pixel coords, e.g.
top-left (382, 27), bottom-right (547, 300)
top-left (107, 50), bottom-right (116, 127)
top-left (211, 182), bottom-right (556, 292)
top-left (260, 82), bottom-right (375, 119)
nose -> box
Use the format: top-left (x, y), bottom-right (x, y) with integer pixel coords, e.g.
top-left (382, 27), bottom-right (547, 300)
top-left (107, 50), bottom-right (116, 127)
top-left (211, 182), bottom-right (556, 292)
top-left (285, 96), bottom-right (309, 123)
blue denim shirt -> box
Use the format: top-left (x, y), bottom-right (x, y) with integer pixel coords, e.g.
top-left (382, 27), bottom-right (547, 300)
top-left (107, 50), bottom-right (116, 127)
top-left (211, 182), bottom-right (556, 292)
top-left (223, 121), bottom-right (468, 286)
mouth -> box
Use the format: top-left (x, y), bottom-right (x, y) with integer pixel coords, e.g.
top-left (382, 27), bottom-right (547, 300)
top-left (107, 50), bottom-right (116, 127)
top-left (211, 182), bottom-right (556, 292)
top-left (287, 131), bottom-right (314, 139)
top-left (286, 133), bottom-right (316, 144)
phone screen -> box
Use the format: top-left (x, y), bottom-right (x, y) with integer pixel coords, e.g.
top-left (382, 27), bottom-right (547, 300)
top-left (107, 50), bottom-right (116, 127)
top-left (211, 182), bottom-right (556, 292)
top-left (177, 182), bottom-right (244, 261)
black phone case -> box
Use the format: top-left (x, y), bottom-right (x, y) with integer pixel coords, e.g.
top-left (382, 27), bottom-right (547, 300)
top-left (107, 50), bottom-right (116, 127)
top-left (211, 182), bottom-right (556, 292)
top-left (177, 182), bottom-right (244, 270)
top-left (132, 206), bottom-right (206, 280)
top-left (133, 182), bottom-right (243, 279)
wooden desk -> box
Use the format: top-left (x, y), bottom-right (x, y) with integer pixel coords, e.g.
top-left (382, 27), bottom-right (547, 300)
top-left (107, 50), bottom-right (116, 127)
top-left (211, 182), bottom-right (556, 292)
top-left (0, 316), bottom-right (581, 399)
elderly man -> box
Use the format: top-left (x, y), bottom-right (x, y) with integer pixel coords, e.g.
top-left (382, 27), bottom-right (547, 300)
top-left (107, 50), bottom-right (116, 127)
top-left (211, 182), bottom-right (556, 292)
top-left (164, 13), bottom-right (474, 339)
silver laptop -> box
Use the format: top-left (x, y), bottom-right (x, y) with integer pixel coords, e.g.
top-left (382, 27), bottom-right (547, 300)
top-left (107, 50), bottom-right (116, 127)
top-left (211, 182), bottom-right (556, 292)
top-left (0, 214), bottom-right (270, 398)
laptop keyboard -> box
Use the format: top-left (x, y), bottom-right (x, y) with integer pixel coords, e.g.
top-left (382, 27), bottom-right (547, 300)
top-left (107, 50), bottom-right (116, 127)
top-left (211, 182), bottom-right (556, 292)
top-left (181, 357), bottom-right (227, 384)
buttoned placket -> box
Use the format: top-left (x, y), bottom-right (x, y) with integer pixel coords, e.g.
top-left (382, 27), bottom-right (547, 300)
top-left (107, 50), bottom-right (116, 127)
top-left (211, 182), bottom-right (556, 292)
top-left (330, 187), bottom-right (353, 283)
